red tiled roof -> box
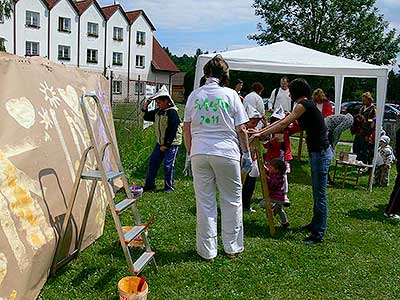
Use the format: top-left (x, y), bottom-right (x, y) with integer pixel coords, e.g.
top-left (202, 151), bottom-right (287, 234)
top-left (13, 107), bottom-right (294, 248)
top-left (45, 0), bottom-right (58, 9)
top-left (101, 4), bottom-right (125, 21)
top-left (42, 0), bottom-right (78, 12)
top-left (74, 0), bottom-right (106, 18)
top-left (75, 0), bottom-right (91, 15)
top-left (101, 4), bottom-right (118, 20)
top-left (152, 37), bottom-right (179, 73)
top-left (126, 10), bottom-right (156, 31)
top-left (126, 10), bottom-right (141, 24)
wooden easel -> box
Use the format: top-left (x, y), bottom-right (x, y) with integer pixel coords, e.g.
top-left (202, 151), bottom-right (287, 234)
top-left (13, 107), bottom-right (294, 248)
top-left (244, 138), bottom-right (276, 237)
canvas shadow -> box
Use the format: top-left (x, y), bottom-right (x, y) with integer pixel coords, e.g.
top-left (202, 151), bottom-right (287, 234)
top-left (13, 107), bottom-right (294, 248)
top-left (39, 168), bottom-right (79, 262)
top-left (92, 267), bottom-right (120, 291)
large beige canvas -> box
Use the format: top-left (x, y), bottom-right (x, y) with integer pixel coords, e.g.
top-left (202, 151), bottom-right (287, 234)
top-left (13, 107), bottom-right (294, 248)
top-left (0, 53), bottom-right (116, 300)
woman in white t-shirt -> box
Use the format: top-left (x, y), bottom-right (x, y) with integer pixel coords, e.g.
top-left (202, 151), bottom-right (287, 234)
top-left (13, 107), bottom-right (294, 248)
top-left (183, 55), bottom-right (251, 260)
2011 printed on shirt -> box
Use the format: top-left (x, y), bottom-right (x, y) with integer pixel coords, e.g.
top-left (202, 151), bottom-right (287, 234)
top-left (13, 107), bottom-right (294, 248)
top-left (194, 97), bottom-right (230, 125)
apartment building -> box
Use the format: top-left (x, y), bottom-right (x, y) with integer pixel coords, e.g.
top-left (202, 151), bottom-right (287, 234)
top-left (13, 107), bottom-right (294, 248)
top-left (0, 0), bottom-right (179, 102)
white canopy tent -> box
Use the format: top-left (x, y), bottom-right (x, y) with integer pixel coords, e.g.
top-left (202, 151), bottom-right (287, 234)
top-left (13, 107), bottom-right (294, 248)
top-left (194, 41), bottom-right (389, 191)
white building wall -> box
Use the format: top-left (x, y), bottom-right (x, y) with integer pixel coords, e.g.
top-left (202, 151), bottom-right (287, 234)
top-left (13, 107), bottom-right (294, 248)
top-left (106, 9), bottom-right (129, 102)
top-left (0, 12), bottom-right (14, 53)
top-left (15, 0), bottom-right (48, 57)
top-left (49, 0), bottom-right (78, 66)
top-left (79, 3), bottom-right (105, 73)
top-left (129, 15), bottom-right (153, 82)
top-left (105, 9), bottom-right (129, 75)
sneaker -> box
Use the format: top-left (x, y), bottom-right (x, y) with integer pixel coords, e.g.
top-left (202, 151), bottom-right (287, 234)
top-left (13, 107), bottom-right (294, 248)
top-left (165, 189), bottom-right (174, 193)
top-left (302, 223), bottom-right (314, 232)
top-left (282, 222), bottom-right (290, 229)
top-left (384, 212), bottom-right (392, 218)
top-left (303, 235), bottom-right (323, 244)
top-left (283, 197), bottom-right (291, 207)
top-left (198, 254), bottom-right (214, 263)
top-left (392, 214), bottom-right (400, 219)
top-left (143, 186), bottom-right (156, 192)
top-left (243, 207), bottom-right (256, 213)
top-left (225, 252), bottom-right (242, 259)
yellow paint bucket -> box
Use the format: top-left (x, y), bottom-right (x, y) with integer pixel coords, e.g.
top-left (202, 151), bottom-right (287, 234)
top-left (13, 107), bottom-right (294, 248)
top-left (121, 226), bottom-right (145, 248)
top-left (118, 276), bottom-right (148, 300)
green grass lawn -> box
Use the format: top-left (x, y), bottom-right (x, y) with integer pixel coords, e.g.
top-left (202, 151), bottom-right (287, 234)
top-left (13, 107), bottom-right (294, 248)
top-left (39, 120), bottom-right (400, 300)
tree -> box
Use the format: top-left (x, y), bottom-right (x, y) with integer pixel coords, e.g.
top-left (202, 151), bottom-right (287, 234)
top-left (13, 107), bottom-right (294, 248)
top-left (249, 0), bottom-right (400, 65)
top-left (0, 0), bottom-right (13, 52)
top-left (0, 0), bottom-right (13, 19)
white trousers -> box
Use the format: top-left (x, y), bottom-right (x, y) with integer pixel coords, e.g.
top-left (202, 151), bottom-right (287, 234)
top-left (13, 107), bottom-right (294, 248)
top-left (191, 154), bottom-right (244, 259)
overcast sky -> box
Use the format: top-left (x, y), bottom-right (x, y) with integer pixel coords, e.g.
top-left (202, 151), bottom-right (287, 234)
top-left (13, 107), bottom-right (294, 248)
top-left (99, 0), bottom-right (400, 59)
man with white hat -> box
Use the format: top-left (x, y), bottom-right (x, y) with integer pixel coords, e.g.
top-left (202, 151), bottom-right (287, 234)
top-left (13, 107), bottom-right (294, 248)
top-left (142, 85), bottom-right (182, 192)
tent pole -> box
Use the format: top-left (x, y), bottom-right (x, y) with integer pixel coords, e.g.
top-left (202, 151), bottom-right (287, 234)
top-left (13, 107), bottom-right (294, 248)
top-left (334, 75), bottom-right (344, 115)
top-left (370, 75), bottom-right (389, 191)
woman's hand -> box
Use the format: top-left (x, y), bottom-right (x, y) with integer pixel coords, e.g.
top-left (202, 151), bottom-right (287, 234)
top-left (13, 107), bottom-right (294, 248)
top-left (160, 145), bottom-right (168, 152)
top-left (247, 128), bottom-right (259, 135)
top-left (248, 132), bottom-right (261, 144)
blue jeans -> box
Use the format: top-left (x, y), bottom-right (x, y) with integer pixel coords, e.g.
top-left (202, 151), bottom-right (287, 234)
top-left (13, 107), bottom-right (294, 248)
top-left (309, 146), bottom-right (333, 239)
top-left (145, 144), bottom-right (179, 191)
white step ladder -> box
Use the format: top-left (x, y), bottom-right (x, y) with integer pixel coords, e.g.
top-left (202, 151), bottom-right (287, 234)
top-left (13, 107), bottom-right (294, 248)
top-left (50, 92), bottom-right (157, 276)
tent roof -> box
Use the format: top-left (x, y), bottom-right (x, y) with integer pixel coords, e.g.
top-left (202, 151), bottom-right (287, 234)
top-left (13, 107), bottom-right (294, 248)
top-left (198, 41), bottom-right (388, 78)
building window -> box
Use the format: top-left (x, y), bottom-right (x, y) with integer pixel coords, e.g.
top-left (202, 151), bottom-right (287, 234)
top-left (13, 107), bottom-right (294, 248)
top-left (87, 22), bottom-right (98, 37)
top-left (112, 52), bottom-right (123, 66)
top-left (87, 49), bottom-right (98, 63)
top-left (25, 41), bottom-right (39, 56)
top-left (135, 82), bottom-right (145, 95)
top-left (26, 11), bottom-right (40, 28)
top-left (113, 27), bottom-right (123, 41)
top-left (58, 45), bottom-right (70, 61)
top-left (58, 17), bottom-right (71, 33)
top-left (112, 81), bottom-right (122, 94)
top-left (136, 31), bottom-right (145, 45)
top-left (135, 55), bottom-right (145, 68)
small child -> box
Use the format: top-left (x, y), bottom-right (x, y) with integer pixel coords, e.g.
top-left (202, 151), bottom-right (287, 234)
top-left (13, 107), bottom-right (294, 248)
top-left (260, 158), bottom-right (289, 228)
top-left (375, 135), bottom-right (395, 187)
top-left (263, 106), bottom-right (300, 206)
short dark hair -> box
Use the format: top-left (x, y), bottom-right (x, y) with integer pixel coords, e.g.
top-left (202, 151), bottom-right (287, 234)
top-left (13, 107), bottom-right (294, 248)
top-left (203, 54), bottom-right (229, 86)
top-left (270, 158), bottom-right (286, 175)
top-left (235, 79), bottom-right (243, 85)
top-left (281, 76), bottom-right (289, 82)
top-left (199, 75), bottom-right (207, 87)
top-left (288, 78), bottom-right (311, 101)
top-left (350, 114), bottom-right (365, 135)
top-left (252, 82), bottom-right (264, 94)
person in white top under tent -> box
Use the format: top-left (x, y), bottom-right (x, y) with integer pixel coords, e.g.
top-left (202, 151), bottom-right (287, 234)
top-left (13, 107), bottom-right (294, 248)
top-left (243, 82), bottom-right (268, 127)
top-left (270, 76), bottom-right (292, 113)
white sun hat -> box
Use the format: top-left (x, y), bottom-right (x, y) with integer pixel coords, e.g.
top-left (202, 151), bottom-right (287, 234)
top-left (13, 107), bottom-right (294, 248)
top-left (380, 135), bottom-right (390, 145)
top-left (149, 85), bottom-right (175, 106)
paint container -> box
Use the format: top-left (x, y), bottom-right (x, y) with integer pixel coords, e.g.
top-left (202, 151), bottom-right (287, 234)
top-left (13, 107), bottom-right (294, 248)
top-left (121, 226), bottom-right (144, 248)
top-left (118, 276), bottom-right (148, 300)
top-left (348, 154), bottom-right (357, 164)
top-left (129, 185), bottom-right (143, 198)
